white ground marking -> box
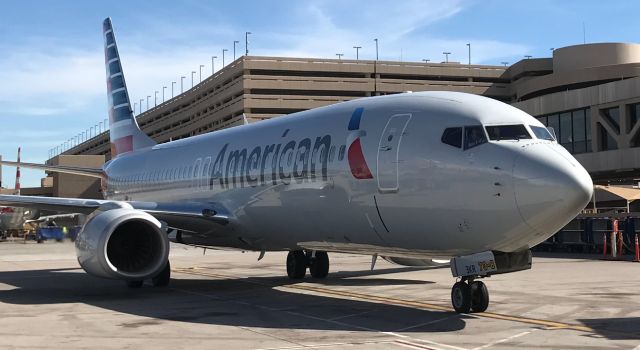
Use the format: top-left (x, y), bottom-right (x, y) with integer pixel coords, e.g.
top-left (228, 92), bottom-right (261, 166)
top-left (471, 329), bottom-right (538, 350)
top-left (383, 332), bottom-right (468, 350)
top-left (393, 314), bottom-right (461, 332)
top-left (170, 271), bottom-right (466, 350)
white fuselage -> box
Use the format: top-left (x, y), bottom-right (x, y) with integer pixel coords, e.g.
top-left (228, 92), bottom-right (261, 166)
top-left (101, 92), bottom-right (593, 259)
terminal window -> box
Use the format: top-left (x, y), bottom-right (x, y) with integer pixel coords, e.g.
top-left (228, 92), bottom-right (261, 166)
top-left (537, 108), bottom-right (591, 154)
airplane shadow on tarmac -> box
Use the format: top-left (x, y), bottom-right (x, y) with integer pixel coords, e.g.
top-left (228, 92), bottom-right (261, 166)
top-left (0, 267), bottom-right (466, 333)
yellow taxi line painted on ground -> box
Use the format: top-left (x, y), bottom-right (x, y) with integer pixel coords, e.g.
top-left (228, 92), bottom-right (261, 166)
top-left (172, 267), bottom-right (594, 333)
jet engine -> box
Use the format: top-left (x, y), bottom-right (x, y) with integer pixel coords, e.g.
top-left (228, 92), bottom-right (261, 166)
top-left (74, 203), bottom-right (169, 281)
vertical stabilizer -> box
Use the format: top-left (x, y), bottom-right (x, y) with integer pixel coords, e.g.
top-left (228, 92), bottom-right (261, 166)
top-left (103, 17), bottom-right (155, 158)
top-left (14, 147), bottom-right (20, 195)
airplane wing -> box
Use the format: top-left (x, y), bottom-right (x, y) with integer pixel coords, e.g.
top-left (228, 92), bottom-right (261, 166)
top-left (0, 160), bottom-right (104, 178)
top-left (0, 195), bottom-right (230, 232)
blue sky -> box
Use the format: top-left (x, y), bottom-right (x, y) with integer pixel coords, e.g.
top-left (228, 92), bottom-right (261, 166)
top-left (1, 0), bottom-right (639, 188)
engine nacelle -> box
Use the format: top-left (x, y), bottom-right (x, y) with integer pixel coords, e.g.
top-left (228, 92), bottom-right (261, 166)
top-left (75, 204), bottom-right (169, 281)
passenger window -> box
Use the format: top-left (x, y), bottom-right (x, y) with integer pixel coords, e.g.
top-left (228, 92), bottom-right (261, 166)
top-left (441, 127), bottom-right (462, 148)
top-left (464, 126), bottom-right (487, 150)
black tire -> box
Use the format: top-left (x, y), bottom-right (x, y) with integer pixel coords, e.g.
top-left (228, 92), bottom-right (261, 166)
top-left (286, 250), bottom-right (307, 279)
top-left (309, 251), bottom-right (329, 278)
top-left (126, 280), bottom-right (144, 288)
top-left (470, 281), bottom-right (489, 313)
top-left (152, 261), bottom-right (171, 287)
top-left (451, 281), bottom-right (471, 313)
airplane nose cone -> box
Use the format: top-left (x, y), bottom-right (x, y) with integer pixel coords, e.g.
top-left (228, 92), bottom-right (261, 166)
top-left (513, 144), bottom-right (593, 232)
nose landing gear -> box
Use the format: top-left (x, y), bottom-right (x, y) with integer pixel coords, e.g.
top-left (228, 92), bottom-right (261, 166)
top-left (451, 277), bottom-right (489, 313)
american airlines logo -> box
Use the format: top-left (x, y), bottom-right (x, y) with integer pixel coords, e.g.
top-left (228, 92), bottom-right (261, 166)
top-left (204, 108), bottom-right (374, 189)
top-left (347, 108), bottom-right (373, 179)
top-left (209, 132), bottom-right (333, 189)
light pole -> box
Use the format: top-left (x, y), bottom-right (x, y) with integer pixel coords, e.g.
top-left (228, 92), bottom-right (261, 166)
top-left (466, 43), bottom-right (471, 65)
top-left (245, 31), bottom-right (251, 56)
top-left (501, 61), bottom-right (508, 67)
top-left (422, 59), bottom-right (430, 63)
top-left (162, 86), bottom-right (167, 102)
top-left (146, 95), bottom-right (150, 110)
top-left (222, 49), bottom-right (228, 66)
top-left (104, 118), bottom-right (108, 130)
top-left (172, 81), bottom-right (176, 97)
top-left (374, 38), bottom-right (378, 60)
top-left (524, 55), bottom-right (532, 59)
top-left (211, 56), bottom-right (217, 74)
top-left (233, 40), bottom-right (239, 60)
top-left (139, 98), bottom-right (144, 112)
top-left (154, 91), bottom-right (158, 107)
top-left (134, 102), bottom-right (137, 115)
top-left (353, 46), bottom-right (361, 60)
top-left (443, 52), bottom-right (451, 63)
top-left (180, 76), bottom-right (185, 93)
top-left (199, 64), bottom-right (204, 83)
top-left (191, 71), bottom-right (196, 88)
top-left (336, 53), bottom-right (343, 60)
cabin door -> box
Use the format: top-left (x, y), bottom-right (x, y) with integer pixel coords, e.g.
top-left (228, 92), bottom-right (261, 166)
top-left (376, 113), bottom-right (411, 193)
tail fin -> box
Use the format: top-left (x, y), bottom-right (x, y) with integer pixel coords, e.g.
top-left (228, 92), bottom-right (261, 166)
top-left (103, 17), bottom-right (155, 158)
top-left (14, 147), bottom-right (20, 195)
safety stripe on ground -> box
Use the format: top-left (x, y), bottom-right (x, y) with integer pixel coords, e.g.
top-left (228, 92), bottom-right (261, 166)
top-left (172, 267), bottom-right (594, 333)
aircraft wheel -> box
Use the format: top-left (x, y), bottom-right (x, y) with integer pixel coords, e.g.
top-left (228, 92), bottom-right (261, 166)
top-left (451, 281), bottom-right (471, 313)
top-left (470, 281), bottom-right (489, 312)
top-left (309, 251), bottom-right (329, 278)
top-left (152, 261), bottom-right (171, 287)
top-left (126, 280), bottom-right (144, 288)
top-left (286, 250), bottom-right (307, 279)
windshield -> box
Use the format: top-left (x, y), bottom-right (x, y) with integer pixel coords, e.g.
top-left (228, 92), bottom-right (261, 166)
top-left (464, 126), bottom-right (487, 150)
top-left (485, 125), bottom-right (532, 141)
top-left (530, 125), bottom-right (555, 141)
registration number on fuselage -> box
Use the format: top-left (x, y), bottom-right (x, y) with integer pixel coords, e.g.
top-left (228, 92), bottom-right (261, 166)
top-left (451, 251), bottom-right (498, 277)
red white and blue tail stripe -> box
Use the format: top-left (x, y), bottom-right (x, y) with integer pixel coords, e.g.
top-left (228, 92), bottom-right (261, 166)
top-left (103, 17), bottom-right (155, 157)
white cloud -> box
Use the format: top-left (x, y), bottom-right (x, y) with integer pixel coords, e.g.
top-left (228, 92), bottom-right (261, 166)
top-left (0, 0), bottom-right (533, 187)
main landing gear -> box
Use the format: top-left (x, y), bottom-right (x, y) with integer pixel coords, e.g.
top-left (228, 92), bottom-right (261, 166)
top-left (451, 277), bottom-right (489, 313)
top-left (286, 250), bottom-right (329, 279)
top-left (126, 260), bottom-right (171, 288)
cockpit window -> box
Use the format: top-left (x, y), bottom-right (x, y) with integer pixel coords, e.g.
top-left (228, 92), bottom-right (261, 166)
top-left (485, 124), bottom-right (532, 141)
top-left (530, 125), bottom-right (556, 141)
top-left (529, 125), bottom-right (556, 141)
top-left (464, 126), bottom-right (487, 150)
top-left (441, 127), bottom-right (462, 148)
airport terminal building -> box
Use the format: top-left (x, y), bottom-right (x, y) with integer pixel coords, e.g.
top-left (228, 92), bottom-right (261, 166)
top-left (44, 42), bottom-right (640, 197)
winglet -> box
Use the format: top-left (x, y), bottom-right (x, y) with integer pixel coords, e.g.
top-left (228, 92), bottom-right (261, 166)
top-left (103, 17), bottom-right (155, 158)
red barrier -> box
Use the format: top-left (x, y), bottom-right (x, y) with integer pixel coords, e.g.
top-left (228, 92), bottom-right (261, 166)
top-left (618, 229), bottom-right (624, 259)
top-left (635, 234), bottom-right (640, 262)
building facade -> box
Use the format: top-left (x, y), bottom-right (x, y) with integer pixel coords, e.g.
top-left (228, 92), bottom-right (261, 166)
top-left (53, 43), bottom-right (640, 190)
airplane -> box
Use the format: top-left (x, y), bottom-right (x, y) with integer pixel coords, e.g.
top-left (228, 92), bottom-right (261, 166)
top-left (0, 147), bottom-right (39, 235)
top-left (0, 18), bottom-right (593, 313)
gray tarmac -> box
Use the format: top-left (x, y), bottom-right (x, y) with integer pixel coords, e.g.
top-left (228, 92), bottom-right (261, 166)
top-left (0, 241), bottom-right (639, 349)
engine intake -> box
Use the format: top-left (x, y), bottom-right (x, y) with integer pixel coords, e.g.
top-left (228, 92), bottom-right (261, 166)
top-left (75, 205), bottom-right (169, 281)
